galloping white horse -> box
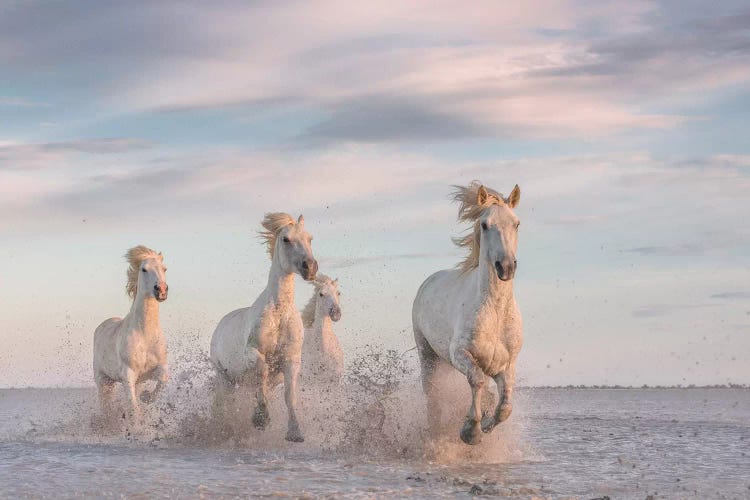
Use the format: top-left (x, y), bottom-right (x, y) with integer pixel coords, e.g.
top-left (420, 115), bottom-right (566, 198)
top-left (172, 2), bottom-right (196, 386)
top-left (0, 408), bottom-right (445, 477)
top-left (412, 182), bottom-right (523, 445)
top-left (93, 246), bottom-right (169, 420)
top-left (300, 275), bottom-right (343, 386)
top-left (210, 213), bottom-right (318, 442)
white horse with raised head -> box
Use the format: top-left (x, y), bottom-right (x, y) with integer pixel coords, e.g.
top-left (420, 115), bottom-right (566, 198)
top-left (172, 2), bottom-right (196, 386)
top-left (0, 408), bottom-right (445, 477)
top-left (210, 212), bottom-right (318, 442)
top-left (93, 246), bottom-right (169, 421)
top-left (300, 275), bottom-right (343, 386)
top-left (412, 181), bottom-right (523, 445)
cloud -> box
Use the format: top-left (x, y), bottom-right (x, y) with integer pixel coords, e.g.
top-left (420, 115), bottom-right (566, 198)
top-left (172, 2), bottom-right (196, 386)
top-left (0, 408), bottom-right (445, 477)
top-left (0, 97), bottom-right (47, 107)
top-left (0, 145), bottom-right (451, 224)
top-left (626, 245), bottom-right (705, 256)
top-left (4, 147), bottom-right (750, 240)
top-left (118, 2), bottom-right (748, 140)
top-left (0, 138), bottom-right (153, 171)
top-left (542, 215), bottom-right (602, 226)
top-left (710, 291), bottom-right (750, 300)
top-left (4, 1), bottom-right (745, 142)
top-left (300, 95), bottom-right (486, 145)
top-left (632, 303), bottom-right (718, 318)
top-left (38, 138), bottom-right (153, 154)
top-left (321, 252), bottom-right (458, 270)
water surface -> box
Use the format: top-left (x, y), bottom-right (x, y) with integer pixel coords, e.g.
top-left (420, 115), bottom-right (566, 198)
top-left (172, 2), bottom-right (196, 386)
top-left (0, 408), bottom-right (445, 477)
top-left (1, 387), bottom-right (748, 498)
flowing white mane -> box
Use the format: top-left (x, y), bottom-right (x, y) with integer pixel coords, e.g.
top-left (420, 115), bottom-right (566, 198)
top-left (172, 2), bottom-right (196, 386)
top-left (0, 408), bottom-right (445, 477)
top-left (301, 274), bottom-right (335, 327)
top-left (451, 181), bottom-right (506, 272)
top-left (125, 245), bottom-right (162, 298)
top-left (258, 212), bottom-right (297, 258)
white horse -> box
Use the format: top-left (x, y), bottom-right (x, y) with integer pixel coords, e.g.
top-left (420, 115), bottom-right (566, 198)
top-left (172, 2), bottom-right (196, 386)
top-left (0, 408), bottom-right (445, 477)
top-left (300, 275), bottom-right (343, 386)
top-left (412, 182), bottom-right (523, 445)
top-left (210, 213), bottom-right (318, 442)
top-left (93, 246), bottom-right (169, 421)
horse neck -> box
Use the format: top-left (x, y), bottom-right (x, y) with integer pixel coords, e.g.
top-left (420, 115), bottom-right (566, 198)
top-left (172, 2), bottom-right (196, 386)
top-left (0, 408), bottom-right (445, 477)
top-left (265, 254), bottom-right (295, 306)
top-left (477, 256), bottom-right (514, 306)
top-left (311, 303), bottom-right (333, 336)
top-left (128, 291), bottom-right (161, 333)
top-left (309, 304), bottom-right (336, 349)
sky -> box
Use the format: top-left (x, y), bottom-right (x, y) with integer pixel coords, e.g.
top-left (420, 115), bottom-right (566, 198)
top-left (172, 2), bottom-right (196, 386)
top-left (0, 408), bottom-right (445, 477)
top-left (1, 0), bottom-right (749, 387)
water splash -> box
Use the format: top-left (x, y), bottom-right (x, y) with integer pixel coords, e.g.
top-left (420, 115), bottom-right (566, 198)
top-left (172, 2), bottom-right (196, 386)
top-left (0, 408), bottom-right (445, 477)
top-left (2, 336), bottom-right (531, 465)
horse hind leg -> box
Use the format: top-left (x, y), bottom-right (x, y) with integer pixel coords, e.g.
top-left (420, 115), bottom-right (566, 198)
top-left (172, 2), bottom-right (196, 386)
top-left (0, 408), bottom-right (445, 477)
top-left (95, 373), bottom-right (116, 417)
top-left (414, 326), bottom-right (442, 435)
top-left (211, 367), bottom-right (234, 416)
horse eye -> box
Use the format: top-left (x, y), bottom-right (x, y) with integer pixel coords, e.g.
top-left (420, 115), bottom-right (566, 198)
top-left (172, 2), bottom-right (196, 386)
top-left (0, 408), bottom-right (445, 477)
top-left (141, 268), bottom-right (147, 273)
top-left (481, 222), bottom-right (488, 230)
top-left (319, 292), bottom-right (324, 297)
top-left (282, 236), bottom-right (290, 243)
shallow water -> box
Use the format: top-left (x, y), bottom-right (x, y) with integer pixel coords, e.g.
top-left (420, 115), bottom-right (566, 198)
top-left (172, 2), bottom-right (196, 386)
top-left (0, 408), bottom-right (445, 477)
top-left (1, 385), bottom-right (748, 498)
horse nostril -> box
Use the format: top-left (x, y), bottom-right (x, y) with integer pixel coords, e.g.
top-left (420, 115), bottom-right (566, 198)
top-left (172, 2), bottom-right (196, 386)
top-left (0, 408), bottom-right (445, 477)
top-left (301, 261), bottom-right (309, 270)
top-left (154, 284), bottom-right (159, 291)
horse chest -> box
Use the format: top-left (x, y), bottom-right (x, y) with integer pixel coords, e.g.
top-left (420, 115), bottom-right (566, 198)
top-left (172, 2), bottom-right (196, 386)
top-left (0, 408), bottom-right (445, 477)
top-left (124, 331), bottom-right (164, 372)
top-left (255, 305), bottom-right (301, 356)
top-left (464, 303), bottom-right (518, 373)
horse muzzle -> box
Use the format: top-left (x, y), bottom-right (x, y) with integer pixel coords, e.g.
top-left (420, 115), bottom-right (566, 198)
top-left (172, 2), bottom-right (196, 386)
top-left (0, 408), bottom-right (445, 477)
top-left (495, 258), bottom-right (516, 281)
top-left (299, 258), bottom-right (318, 281)
top-left (329, 306), bottom-right (342, 322)
top-left (154, 283), bottom-right (169, 302)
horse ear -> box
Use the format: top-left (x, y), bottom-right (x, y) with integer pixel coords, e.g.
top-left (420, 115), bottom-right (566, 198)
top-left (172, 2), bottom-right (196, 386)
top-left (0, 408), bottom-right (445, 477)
top-left (507, 184), bottom-right (521, 208)
top-left (158, 252), bottom-right (164, 261)
top-left (477, 185), bottom-right (488, 205)
top-left (297, 214), bottom-right (304, 226)
top-left (334, 277), bottom-right (339, 284)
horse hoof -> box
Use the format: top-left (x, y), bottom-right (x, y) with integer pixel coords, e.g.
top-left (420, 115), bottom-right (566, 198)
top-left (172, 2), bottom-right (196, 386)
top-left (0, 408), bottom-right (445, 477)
top-left (481, 415), bottom-right (496, 434)
top-left (285, 432), bottom-right (304, 443)
top-left (252, 409), bottom-right (269, 430)
top-left (460, 420), bottom-right (482, 445)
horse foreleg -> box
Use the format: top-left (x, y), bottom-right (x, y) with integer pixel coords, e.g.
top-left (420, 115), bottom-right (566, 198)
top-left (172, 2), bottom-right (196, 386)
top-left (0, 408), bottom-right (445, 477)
top-left (122, 369), bottom-right (140, 425)
top-left (482, 362), bottom-right (516, 433)
top-left (283, 360), bottom-right (304, 442)
top-left (497, 362), bottom-right (515, 422)
top-left (140, 365), bottom-right (168, 404)
top-left (250, 350), bottom-right (271, 430)
top-left (453, 349), bottom-right (485, 445)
